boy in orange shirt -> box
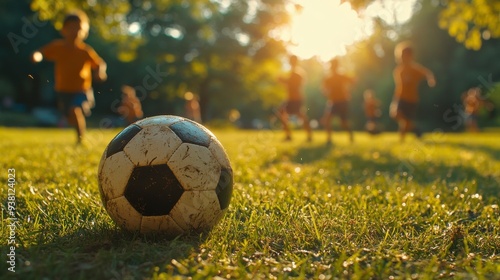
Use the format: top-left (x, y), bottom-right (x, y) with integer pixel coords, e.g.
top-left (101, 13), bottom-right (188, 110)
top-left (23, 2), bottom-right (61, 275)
top-left (321, 58), bottom-right (355, 144)
top-left (32, 10), bottom-right (107, 144)
top-left (276, 55), bottom-right (312, 142)
top-left (184, 91), bottom-right (202, 123)
top-left (391, 42), bottom-right (435, 142)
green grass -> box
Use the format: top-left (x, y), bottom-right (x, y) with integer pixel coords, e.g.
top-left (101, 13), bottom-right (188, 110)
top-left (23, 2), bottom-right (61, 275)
top-left (1, 127), bottom-right (499, 279)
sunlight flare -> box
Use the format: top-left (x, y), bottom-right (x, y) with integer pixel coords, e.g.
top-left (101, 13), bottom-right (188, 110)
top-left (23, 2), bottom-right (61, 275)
top-left (287, 0), bottom-right (368, 61)
top-left (286, 0), bottom-right (417, 61)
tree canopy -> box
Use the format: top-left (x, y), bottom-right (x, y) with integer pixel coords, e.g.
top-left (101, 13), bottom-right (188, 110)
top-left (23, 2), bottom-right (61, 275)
top-left (438, 0), bottom-right (500, 50)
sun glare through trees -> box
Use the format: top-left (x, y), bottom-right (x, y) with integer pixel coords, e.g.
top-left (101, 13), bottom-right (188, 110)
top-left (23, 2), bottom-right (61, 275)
top-left (286, 0), bottom-right (417, 61)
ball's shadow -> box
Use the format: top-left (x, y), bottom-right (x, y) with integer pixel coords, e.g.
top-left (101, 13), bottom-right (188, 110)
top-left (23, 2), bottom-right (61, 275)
top-left (14, 225), bottom-right (208, 278)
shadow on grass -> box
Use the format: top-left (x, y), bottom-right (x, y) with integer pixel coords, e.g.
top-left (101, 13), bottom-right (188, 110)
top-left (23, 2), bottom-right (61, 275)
top-left (293, 144), bottom-right (334, 164)
top-left (10, 226), bottom-right (206, 279)
top-left (290, 143), bottom-right (499, 200)
top-left (424, 140), bottom-right (500, 161)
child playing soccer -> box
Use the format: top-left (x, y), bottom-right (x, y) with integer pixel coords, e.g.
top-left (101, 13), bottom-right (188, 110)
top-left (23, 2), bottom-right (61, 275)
top-left (391, 41), bottom-right (435, 142)
top-left (321, 58), bottom-right (355, 144)
top-left (32, 10), bottom-right (107, 144)
top-left (184, 91), bottom-right (202, 123)
top-left (119, 85), bottom-right (143, 125)
top-left (462, 87), bottom-right (497, 132)
top-left (363, 89), bottom-right (382, 135)
top-left (276, 55), bottom-right (312, 142)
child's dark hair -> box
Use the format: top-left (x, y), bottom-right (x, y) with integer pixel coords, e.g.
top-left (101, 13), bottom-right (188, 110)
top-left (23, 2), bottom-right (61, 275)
top-left (63, 10), bottom-right (89, 26)
top-left (329, 58), bottom-right (339, 70)
top-left (394, 41), bottom-right (413, 62)
top-left (289, 54), bottom-right (298, 66)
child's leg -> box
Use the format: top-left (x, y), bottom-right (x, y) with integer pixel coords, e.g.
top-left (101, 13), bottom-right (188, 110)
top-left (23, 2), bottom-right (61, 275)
top-left (399, 123), bottom-right (406, 142)
top-left (324, 112), bottom-right (332, 143)
top-left (340, 119), bottom-right (354, 143)
top-left (468, 120), bottom-right (479, 132)
top-left (406, 119), bottom-right (415, 132)
top-left (467, 115), bottom-right (479, 132)
top-left (395, 101), bottom-right (418, 142)
top-left (298, 111), bottom-right (312, 141)
top-left (275, 103), bottom-right (292, 140)
top-left (398, 117), bottom-right (414, 142)
top-left (278, 110), bottom-right (291, 140)
top-left (57, 93), bottom-right (89, 143)
top-left (339, 104), bottom-right (353, 143)
top-left (68, 106), bottom-right (86, 143)
top-left (81, 100), bottom-right (92, 117)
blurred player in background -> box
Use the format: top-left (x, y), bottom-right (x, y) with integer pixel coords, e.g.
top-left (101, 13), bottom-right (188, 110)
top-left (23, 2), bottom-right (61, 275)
top-left (32, 10), bottom-right (107, 144)
top-left (321, 58), bottom-right (355, 144)
top-left (462, 87), bottom-right (496, 132)
top-left (363, 89), bottom-right (382, 135)
top-left (276, 55), bottom-right (312, 142)
top-left (184, 91), bottom-right (202, 123)
top-left (118, 85), bottom-right (143, 125)
top-left (391, 41), bottom-right (435, 142)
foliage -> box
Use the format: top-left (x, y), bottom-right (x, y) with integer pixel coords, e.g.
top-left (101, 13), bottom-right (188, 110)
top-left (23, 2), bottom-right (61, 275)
top-left (1, 128), bottom-right (499, 278)
top-left (28, 0), bottom-right (292, 121)
top-left (1, 0), bottom-right (499, 128)
top-left (438, 0), bottom-right (500, 50)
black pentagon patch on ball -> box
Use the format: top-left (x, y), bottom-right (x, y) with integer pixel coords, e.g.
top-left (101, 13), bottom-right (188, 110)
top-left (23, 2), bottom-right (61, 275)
top-left (124, 164), bottom-right (184, 216)
top-left (169, 120), bottom-right (211, 147)
top-left (216, 168), bottom-right (233, 210)
top-left (106, 124), bottom-right (142, 158)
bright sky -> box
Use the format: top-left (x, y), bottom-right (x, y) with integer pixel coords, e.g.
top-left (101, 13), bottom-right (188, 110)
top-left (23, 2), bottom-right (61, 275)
top-left (286, 0), bottom-right (417, 61)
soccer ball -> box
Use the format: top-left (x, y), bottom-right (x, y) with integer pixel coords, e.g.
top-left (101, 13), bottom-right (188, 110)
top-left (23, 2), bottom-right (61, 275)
top-left (97, 115), bottom-right (233, 236)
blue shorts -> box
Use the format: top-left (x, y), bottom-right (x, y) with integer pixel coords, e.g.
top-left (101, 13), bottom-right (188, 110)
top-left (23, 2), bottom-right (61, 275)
top-left (57, 92), bottom-right (88, 115)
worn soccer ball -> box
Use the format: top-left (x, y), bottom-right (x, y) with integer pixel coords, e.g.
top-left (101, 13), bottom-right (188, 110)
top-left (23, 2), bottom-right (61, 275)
top-left (98, 115), bottom-right (233, 236)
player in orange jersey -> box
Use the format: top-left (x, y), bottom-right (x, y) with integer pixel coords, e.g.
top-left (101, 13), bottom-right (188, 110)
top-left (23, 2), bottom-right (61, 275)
top-left (461, 87), bottom-right (496, 132)
top-left (184, 91), bottom-right (202, 123)
top-left (32, 10), bottom-right (107, 144)
top-left (119, 85), bottom-right (144, 125)
top-left (321, 58), bottom-right (355, 144)
top-left (276, 55), bottom-right (312, 142)
top-left (391, 41), bottom-right (435, 142)
top-left (463, 87), bottom-right (482, 132)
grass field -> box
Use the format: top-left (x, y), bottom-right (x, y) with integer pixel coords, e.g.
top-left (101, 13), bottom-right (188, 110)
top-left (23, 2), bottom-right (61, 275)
top-left (1, 127), bottom-right (499, 279)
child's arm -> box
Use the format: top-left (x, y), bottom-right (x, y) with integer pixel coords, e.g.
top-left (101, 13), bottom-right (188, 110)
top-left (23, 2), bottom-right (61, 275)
top-left (425, 70), bottom-right (436, 88)
top-left (392, 68), bottom-right (401, 100)
top-left (87, 46), bottom-right (107, 82)
top-left (278, 75), bottom-right (288, 85)
top-left (418, 64), bottom-right (436, 88)
top-left (94, 61), bottom-right (107, 82)
top-left (32, 41), bottom-right (57, 63)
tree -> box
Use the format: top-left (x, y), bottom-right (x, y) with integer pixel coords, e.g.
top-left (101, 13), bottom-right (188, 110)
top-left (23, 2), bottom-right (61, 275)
top-left (29, 0), bottom-right (292, 121)
top-left (438, 0), bottom-right (500, 50)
